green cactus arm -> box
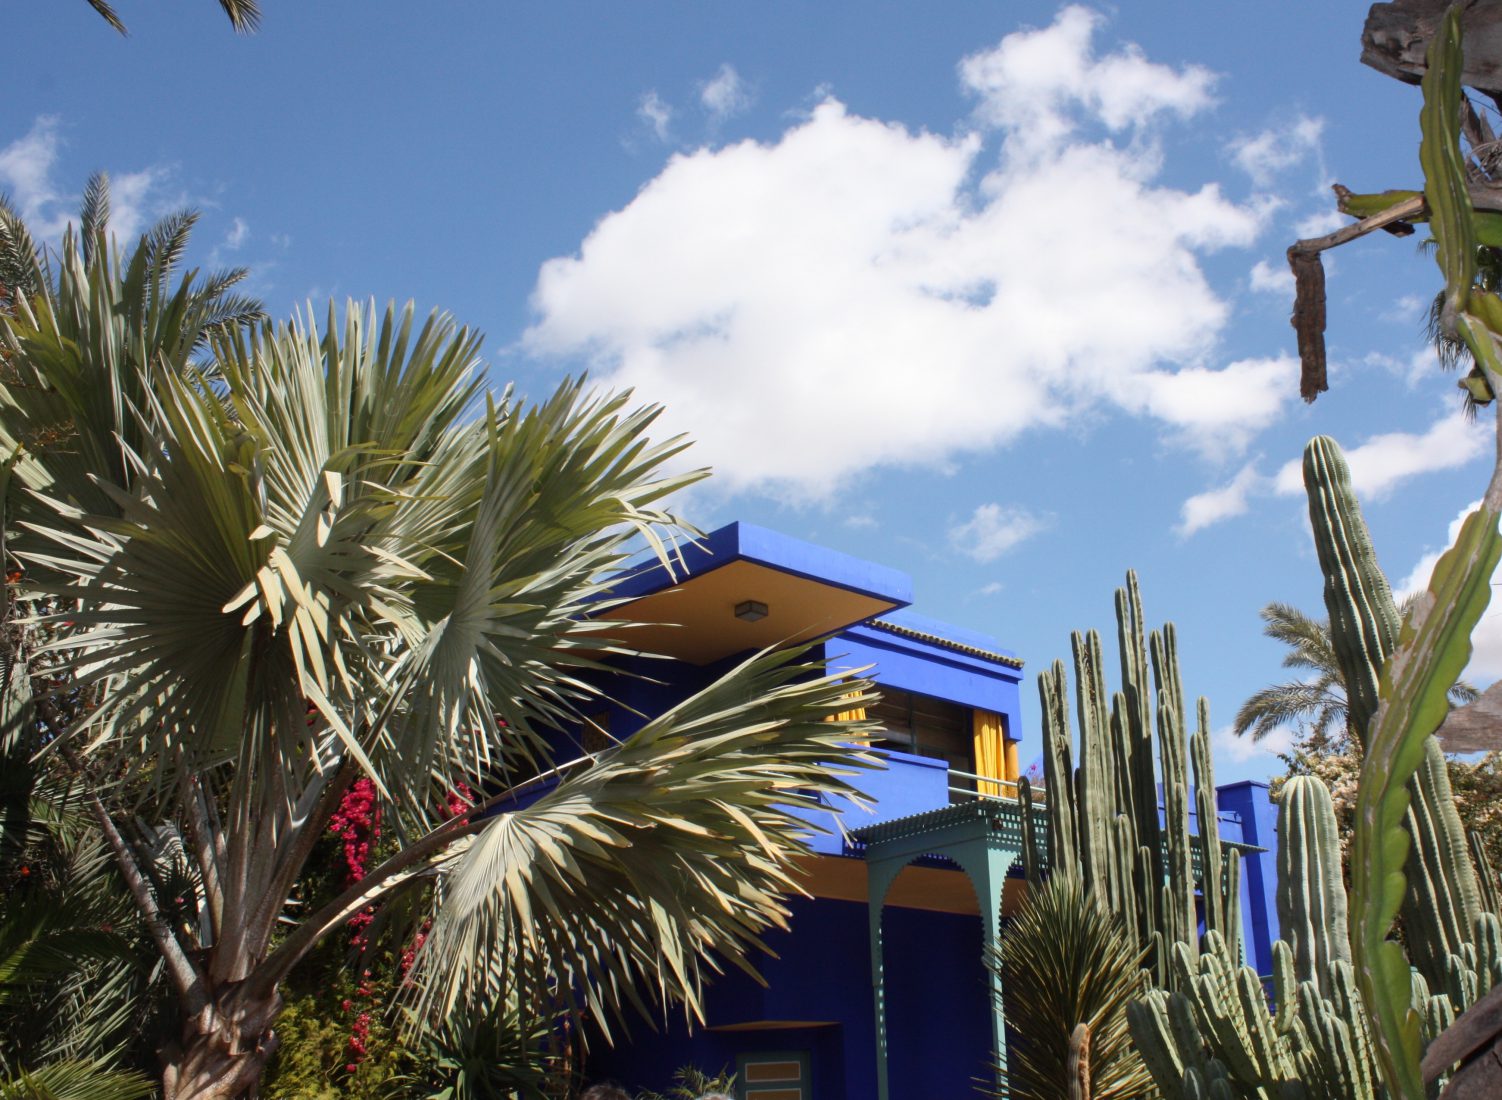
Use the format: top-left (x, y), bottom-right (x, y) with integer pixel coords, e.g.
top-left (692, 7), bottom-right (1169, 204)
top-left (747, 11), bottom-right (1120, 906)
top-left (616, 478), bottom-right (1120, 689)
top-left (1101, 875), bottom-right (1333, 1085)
top-left (1332, 187), bottom-right (1502, 247)
top-left (1224, 850), bottom-right (1244, 964)
top-left (1019, 775), bottom-right (1041, 886)
top-left (1468, 832), bottom-right (1500, 915)
top-left (1271, 942), bottom-right (1298, 1035)
top-left (1352, 11), bottom-right (1502, 1098)
top-left (1420, 8), bottom-right (1474, 319)
top-left (1303, 436), bottom-right (1401, 747)
top-left (1336, 187), bottom-right (1424, 220)
top-left (1351, 503), bottom-right (1502, 1100)
top-left (1127, 994), bottom-right (1189, 1096)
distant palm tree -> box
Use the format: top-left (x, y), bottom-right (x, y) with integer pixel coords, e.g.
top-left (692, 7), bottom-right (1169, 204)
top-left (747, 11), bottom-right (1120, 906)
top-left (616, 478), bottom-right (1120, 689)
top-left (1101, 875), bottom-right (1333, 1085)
top-left (84, 0), bottom-right (259, 35)
top-left (1234, 600), bottom-right (1478, 748)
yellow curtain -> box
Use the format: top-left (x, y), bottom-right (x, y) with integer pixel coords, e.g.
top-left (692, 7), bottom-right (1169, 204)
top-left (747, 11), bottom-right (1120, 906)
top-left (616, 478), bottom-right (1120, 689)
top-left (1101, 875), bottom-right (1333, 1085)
top-left (972, 709), bottom-right (1005, 797)
top-left (828, 690), bottom-right (867, 724)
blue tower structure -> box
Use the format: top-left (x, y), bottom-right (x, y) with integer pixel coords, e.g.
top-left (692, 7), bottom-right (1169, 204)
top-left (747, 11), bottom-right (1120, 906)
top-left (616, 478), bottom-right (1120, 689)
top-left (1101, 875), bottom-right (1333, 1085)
top-left (580, 522), bottom-right (1278, 1100)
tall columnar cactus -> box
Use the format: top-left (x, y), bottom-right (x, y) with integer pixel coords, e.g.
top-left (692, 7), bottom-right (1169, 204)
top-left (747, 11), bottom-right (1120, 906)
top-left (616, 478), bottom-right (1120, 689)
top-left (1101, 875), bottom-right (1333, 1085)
top-left (1276, 776), bottom-right (1350, 997)
top-left (1130, 771), bottom-right (1400, 1100)
top-left (1293, 12), bottom-right (1502, 1095)
top-left (1304, 435), bottom-right (1486, 986)
top-left (1130, 425), bottom-right (1502, 1099)
top-left (1033, 572), bottom-right (1236, 987)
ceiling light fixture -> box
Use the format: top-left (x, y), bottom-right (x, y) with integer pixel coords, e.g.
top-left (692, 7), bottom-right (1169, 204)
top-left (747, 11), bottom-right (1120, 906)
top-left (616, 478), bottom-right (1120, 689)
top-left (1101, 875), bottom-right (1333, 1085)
top-left (735, 600), bottom-right (768, 622)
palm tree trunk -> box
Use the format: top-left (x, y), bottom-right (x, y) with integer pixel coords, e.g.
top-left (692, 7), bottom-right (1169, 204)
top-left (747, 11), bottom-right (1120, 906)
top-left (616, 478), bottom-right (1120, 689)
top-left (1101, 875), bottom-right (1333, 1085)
top-left (160, 984), bottom-right (282, 1100)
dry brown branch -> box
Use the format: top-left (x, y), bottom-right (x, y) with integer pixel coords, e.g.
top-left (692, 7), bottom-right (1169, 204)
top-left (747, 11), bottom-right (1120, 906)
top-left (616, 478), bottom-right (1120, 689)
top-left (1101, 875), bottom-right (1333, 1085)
top-left (1286, 194), bottom-right (1427, 402)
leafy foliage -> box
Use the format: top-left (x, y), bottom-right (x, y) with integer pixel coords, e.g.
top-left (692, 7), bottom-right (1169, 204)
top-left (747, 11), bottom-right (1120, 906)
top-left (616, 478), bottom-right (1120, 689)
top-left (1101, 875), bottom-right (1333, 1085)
top-left (634, 1065), bottom-right (737, 1100)
top-left (82, 0), bottom-right (260, 35)
top-left (989, 873), bottom-right (1154, 1100)
top-left (1236, 598), bottom-right (1477, 750)
top-left (0, 181), bottom-right (877, 1098)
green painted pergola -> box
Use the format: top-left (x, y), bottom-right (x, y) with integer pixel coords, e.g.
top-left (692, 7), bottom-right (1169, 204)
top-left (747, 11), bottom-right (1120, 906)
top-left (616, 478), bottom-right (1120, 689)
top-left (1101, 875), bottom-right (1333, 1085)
top-left (853, 800), bottom-right (1035, 1100)
top-left (853, 798), bottom-right (1265, 1100)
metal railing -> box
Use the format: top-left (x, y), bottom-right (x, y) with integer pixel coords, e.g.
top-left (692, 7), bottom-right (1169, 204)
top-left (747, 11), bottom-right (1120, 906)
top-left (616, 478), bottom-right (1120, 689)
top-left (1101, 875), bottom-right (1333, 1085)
top-left (946, 768), bottom-right (1045, 804)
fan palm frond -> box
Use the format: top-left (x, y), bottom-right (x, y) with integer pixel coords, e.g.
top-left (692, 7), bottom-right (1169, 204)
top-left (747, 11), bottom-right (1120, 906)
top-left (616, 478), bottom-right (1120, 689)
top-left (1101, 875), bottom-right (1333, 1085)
top-left (410, 647), bottom-right (877, 1034)
top-left (1237, 597), bottom-right (1477, 747)
top-left (0, 206), bottom-right (264, 527)
top-left (1260, 602), bottom-right (1338, 673)
top-left (1233, 681), bottom-right (1345, 744)
top-left (144, 210), bottom-right (196, 277)
top-left (4, 183), bottom-right (875, 1094)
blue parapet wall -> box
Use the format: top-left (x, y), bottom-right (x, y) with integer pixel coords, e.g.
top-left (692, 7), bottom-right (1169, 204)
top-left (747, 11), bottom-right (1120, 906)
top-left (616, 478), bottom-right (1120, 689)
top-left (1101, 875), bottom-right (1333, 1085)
top-left (828, 614), bottom-right (1022, 717)
top-left (796, 748), bottom-right (953, 856)
top-left (1216, 780), bottom-right (1281, 974)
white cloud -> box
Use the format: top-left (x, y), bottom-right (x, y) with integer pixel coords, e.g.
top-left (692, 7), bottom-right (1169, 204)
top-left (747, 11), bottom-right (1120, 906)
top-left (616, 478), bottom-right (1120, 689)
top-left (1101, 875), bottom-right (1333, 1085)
top-left (1249, 259), bottom-right (1293, 294)
top-left (1295, 209), bottom-right (1345, 238)
top-left (1213, 722), bottom-right (1295, 766)
top-left (1118, 356), bottom-right (1298, 457)
top-left (637, 92), bottom-right (673, 143)
top-left (224, 216), bottom-right (249, 250)
top-left (0, 116), bottom-right (68, 235)
top-left (949, 503), bottom-right (1050, 562)
top-left (1179, 461), bottom-right (1266, 536)
top-left (959, 5), bottom-right (1215, 159)
top-left (1228, 115), bottom-right (1324, 186)
top-left (1390, 294), bottom-right (1425, 322)
top-left (105, 166), bottom-right (170, 246)
top-left (0, 115), bottom-right (182, 248)
top-left (700, 64), bottom-right (752, 122)
top-left (1272, 410), bottom-right (1489, 499)
top-left (1395, 501), bottom-right (1502, 684)
top-left (525, 8), bottom-right (1271, 498)
top-left (978, 581), bottom-right (1005, 597)
top-left (1362, 346), bottom-right (1442, 388)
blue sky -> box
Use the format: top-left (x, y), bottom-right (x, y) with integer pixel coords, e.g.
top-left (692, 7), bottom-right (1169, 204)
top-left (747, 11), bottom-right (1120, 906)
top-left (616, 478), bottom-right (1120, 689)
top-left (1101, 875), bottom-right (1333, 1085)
top-left (6, 2), bottom-right (1494, 783)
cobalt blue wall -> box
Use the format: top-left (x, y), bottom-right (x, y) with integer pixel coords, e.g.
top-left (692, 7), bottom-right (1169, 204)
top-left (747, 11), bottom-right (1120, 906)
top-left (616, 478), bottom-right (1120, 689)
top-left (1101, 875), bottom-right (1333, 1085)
top-left (1216, 780), bottom-right (1281, 974)
top-left (584, 895), bottom-right (993, 1100)
top-left (796, 749), bottom-right (951, 856)
top-left (826, 619), bottom-right (1022, 729)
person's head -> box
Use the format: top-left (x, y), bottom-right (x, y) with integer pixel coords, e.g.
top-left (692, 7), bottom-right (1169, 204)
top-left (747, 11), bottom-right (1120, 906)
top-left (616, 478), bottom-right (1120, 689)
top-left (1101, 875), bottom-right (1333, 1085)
top-left (580, 1086), bottom-right (631, 1100)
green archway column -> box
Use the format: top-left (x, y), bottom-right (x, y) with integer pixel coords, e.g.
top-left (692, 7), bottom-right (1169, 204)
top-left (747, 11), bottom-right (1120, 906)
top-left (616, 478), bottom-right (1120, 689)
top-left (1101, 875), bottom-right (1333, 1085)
top-left (946, 841), bottom-right (1012, 1088)
top-left (865, 855), bottom-right (906, 1100)
top-left (855, 802), bottom-right (1026, 1099)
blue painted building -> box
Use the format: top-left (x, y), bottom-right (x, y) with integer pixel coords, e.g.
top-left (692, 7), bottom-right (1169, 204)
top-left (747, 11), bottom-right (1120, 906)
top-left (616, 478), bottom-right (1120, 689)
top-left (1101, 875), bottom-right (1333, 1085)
top-left (581, 523), bottom-right (1278, 1100)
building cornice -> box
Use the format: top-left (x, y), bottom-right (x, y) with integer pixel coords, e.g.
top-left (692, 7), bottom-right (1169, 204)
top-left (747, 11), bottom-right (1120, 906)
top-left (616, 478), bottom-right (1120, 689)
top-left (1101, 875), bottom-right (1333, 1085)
top-left (867, 618), bottom-right (1024, 669)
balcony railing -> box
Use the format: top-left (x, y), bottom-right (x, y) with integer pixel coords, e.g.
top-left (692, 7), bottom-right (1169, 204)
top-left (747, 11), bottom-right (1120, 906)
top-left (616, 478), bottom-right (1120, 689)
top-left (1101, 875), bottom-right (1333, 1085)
top-left (946, 768), bottom-right (1042, 804)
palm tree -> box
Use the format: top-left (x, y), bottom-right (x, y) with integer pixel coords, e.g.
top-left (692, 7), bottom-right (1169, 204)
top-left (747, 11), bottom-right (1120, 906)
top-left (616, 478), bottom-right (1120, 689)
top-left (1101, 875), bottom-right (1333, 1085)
top-left (83, 0), bottom-right (260, 35)
top-left (1233, 602), bottom-right (1349, 749)
top-left (0, 766), bottom-right (158, 1100)
top-left (2, 179), bottom-right (264, 1094)
top-left (0, 204), bottom-right (874, 1100)
top-left (1234, 599), bottom-right (1478, 749)
top-left (987, 874), bottom-right (1155, 1100)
